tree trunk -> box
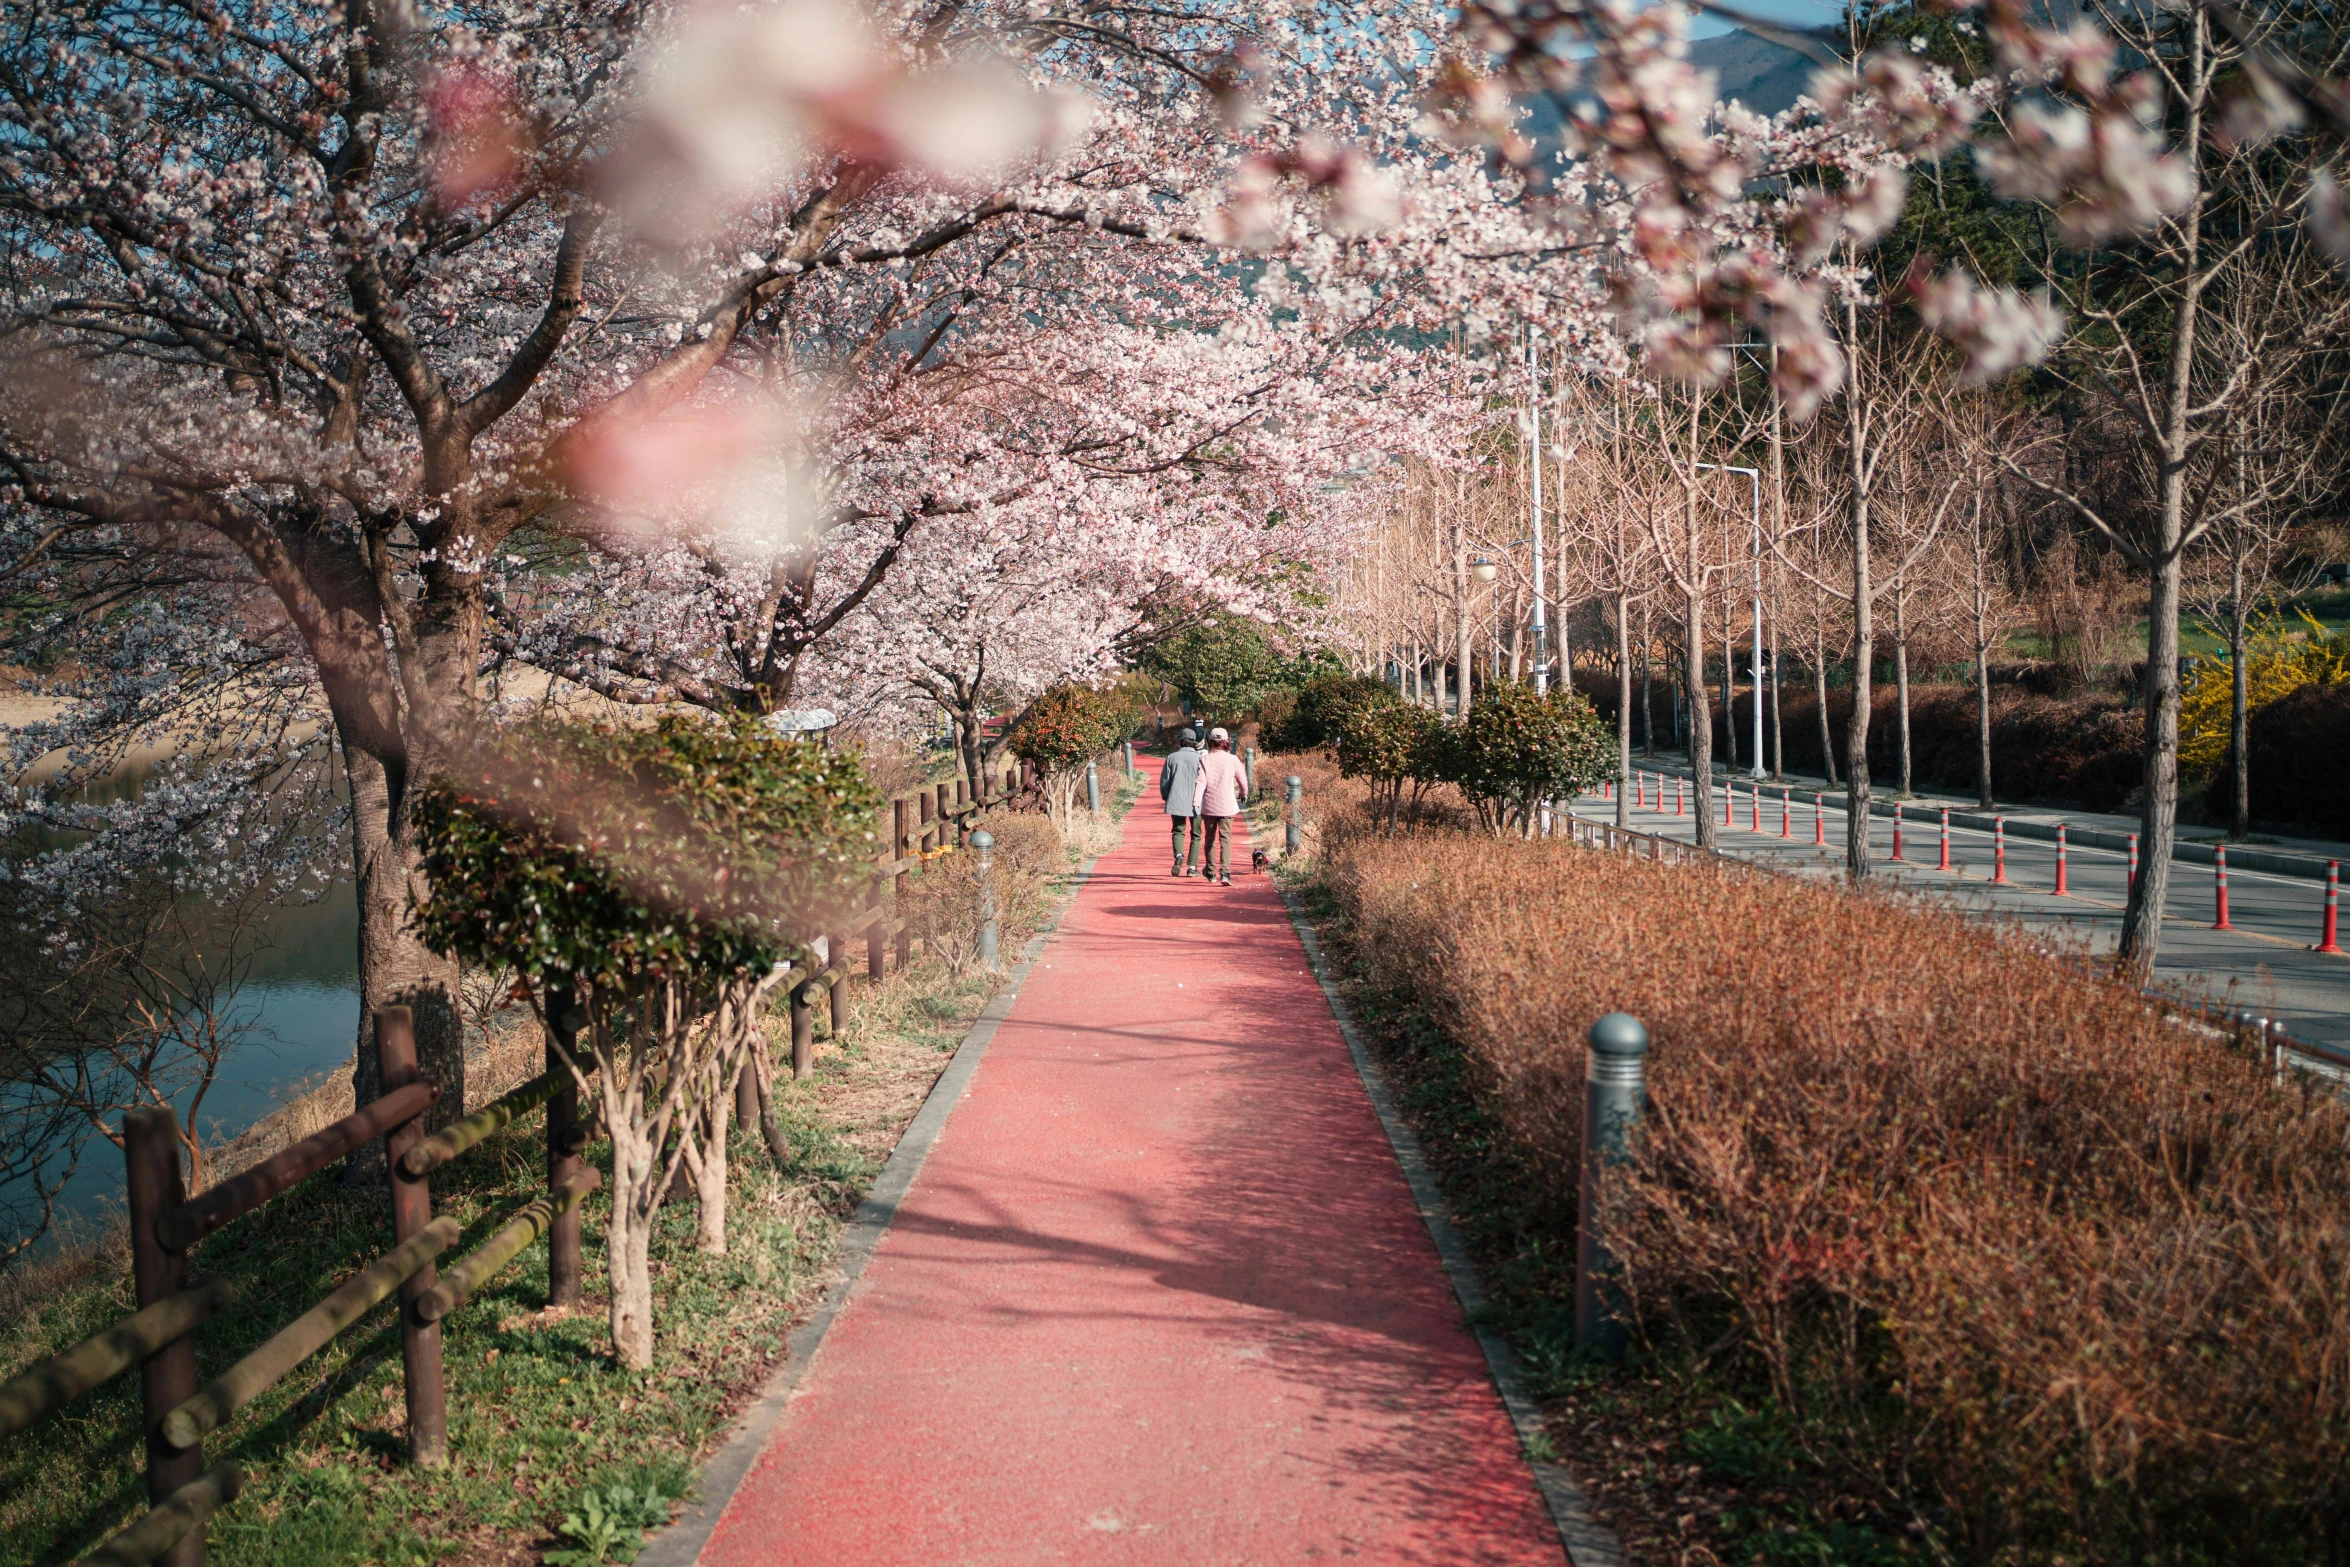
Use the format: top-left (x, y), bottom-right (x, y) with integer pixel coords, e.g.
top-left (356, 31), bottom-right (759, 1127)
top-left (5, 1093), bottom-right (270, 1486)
top-left (1975, 630), bottom-right (1995, 810)
top-left (1813, 623), bottom-right (1839, 788)
top-left (688, 1085), bottom-right (730, 1256)
top-left (1616, 595), bottom-right (1632, 830)
top-left (2229, 556), bottom-right (2250, 839)
top-left (1894, 613), bottom-right (1912, 797)
top-left (605, 1105), bottom-right (660, 1370)
top-left (1688, 585), bottom-right (1714, 848)
top-left (342, 737), bottom-right (465, 1182)
top-left (2123, 549), bottom-right (2184, 974)
top-left (1846, 462), bottom-right (1875, 879)
top-left (2118, 4), bottom-right (2208, 981)
top-left (1638, 601), bottom-right (1655, 756)
top-left (1768, 599), bottom-right (1784, 781)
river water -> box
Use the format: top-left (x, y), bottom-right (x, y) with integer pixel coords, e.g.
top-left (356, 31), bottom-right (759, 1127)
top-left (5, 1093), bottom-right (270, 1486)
top-left (5, 767), bottom-right (365, 1251)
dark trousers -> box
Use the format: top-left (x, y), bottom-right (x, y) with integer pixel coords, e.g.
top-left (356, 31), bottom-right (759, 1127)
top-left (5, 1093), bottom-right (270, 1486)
top-left (1171, 814), bottom-right (1202, 869)
top-left (1200, 814), bottom-right (1235, 879)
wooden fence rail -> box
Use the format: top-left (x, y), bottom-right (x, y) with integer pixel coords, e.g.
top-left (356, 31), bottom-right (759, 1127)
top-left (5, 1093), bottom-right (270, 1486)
top-left (0, 756), bottom-right (1046, 1564)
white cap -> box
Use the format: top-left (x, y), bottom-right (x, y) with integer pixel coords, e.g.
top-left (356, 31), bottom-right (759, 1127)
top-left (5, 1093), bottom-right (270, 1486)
top-left (1210, 726), bottom-right (1230, 742)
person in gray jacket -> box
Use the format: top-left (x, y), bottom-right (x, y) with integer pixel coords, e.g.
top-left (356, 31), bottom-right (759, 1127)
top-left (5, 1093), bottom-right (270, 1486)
top-left (1160, 728), bottom-right (1206, 876)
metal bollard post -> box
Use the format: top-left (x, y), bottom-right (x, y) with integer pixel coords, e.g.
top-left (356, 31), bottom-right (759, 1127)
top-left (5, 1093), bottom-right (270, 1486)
top-left (2054, 823), bottom-right (2070, 897)
top-left (376, 1006), bottom-right (448, 1468)
top-left (1813, 797), bottom-right (1824, 846)
top-left (124, 1106), bottom-right (205, 1567)
top-left (2213, 845), bottom-right (2234, 931)
top-left (1086, 760), bottom-right (1101, 815)
top-left (1575, 1013), bottom-right (1650, 1359)
top-left (1124, 740), bottom-right (1136, 779)
top-left (2317, 860), bottom-right (2342, 954)
top-left (972, 829), bottom-right (1000, 971)
top-left (1991, 817), bottom-right (2010, 886)
top-left (1749, 786), bottom-right (1760, 833)
top-left (1780, 789), bottom-right (1791, 838)
top-left (1285, 775), bottom-right (1303, 856)
top-left (1676, 777), bottom-right (1685, 817)
top-left (2128, 832), bottom-right (2140, 899)
top-left (1891, 808), bottom-right (1904, 862)
top-left (1722, 778), bottom-right (1733, 828)
top-left (1937, 809), bottom-right (1951, 872)
top-left (1243, 743), bottom-right (1257, 800)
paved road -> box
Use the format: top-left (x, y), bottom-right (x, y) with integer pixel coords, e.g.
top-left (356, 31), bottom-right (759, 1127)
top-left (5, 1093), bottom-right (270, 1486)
top-left (697, 766), bottom-right (1564, 1566)
top-left (1573, 769), bottom-right (2350, 1056)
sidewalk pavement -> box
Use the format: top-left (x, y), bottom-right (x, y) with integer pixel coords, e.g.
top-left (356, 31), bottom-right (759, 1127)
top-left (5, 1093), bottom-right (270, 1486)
top-left (693, 766), bottom-right (1567, 1566)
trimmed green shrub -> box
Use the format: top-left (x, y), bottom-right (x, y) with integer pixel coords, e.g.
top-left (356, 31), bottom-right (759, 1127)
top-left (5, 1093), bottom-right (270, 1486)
top-left (1433, 682), bottom-right (1612, 835)
top-left (1267, 671), bottom-right (1400, 751)
top-left (1008, 682), bottom-right (1142, 818)
top-left (413, 713), bottom-right (880, 990)
top-left (1333, 701), bottom-right (1439, 826)
top-left (1139, 612), bottom-right (1281, 718)
top-left (412, 712), bottom-right (879, 1368)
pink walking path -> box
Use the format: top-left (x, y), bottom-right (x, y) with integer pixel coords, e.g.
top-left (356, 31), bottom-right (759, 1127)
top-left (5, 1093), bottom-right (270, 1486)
top-left (699, 762), bottom-right (1564, 1565)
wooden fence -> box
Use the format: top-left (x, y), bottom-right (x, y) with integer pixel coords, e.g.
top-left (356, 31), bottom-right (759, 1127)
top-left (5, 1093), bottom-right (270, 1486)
top-left (0, 760), bottom-right (1038, 1564)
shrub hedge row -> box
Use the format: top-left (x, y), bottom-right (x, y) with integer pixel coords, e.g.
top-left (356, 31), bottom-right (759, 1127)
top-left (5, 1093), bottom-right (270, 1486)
top-left (1316, 790), bottom-right (2350, 1561)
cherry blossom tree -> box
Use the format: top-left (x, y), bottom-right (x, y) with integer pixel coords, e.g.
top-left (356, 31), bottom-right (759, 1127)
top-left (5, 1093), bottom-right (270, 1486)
top-left (0, 0), bottom-right (1457, 1130)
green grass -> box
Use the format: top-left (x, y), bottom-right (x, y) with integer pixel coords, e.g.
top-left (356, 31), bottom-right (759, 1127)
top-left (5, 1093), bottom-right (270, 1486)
top-left (1, 943), bottom-right (1077, 1564)
top-left (2, 1070), bottom-right (866, 1565)
top-left (3, 787), bottom-right (1119, 1566)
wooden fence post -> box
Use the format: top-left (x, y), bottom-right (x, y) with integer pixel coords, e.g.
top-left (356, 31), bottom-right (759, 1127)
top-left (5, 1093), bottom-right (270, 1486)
top-left (790, 985), bottom-right (815, 1080)
top-left (828, 926), bottom-right (850, 1038)
top-left (124, 1106), bottom-right (204, 1567)
top-left (543, 985), bottom-right (583, 1309)
top-left (375, 1007), bottom-right (448, 1467)
top-left (892, 798), bottom-right (912, 972)
top-left (918, 789), bottom-right (935, 856)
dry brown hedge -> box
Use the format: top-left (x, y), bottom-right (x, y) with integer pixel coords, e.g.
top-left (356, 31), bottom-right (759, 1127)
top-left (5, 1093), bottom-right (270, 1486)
top-left (1323, 802), bottom-right (2350, 1561)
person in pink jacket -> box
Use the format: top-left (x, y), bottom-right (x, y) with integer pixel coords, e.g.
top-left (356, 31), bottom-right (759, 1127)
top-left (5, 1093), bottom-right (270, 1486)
top-left (1191, 727), bottom-right (1249, 885)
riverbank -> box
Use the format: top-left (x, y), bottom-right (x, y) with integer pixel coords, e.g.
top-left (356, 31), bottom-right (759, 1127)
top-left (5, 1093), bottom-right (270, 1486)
top-left (1, 782), bottom-right (1134, 1565)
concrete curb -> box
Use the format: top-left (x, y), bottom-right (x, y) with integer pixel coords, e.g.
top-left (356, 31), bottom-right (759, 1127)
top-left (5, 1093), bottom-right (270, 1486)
top-left (1279, 884), bottom-right (1627, 1567)
top-left (639, 855), bottom-right (1102, 1567)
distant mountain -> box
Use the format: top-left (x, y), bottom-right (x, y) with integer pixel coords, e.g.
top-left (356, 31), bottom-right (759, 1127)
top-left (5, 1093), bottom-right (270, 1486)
top-left (1513, 25), bottom-right (1838, 153)
top-left (1688, 26), bottom-right (1834, 118)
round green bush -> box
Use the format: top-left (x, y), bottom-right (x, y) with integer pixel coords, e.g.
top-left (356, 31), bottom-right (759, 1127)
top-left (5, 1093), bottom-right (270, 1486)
top-left (411, 712), bottom-right (882, 990)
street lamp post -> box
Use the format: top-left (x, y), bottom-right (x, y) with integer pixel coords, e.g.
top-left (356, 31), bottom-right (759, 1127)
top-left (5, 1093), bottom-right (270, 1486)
top-left (1528, 324), bottom-right (1549, 695)
top-left (1693, 462), bottom-right (1764, 780)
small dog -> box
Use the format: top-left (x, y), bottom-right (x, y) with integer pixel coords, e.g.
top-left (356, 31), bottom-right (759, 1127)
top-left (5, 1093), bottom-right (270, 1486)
top-left (1249, 847), bottom-right (1271, 876)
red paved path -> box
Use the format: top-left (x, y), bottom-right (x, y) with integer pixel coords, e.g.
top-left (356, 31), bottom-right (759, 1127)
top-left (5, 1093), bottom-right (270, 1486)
top-left (699, 763), bottom-right (1562, 1565)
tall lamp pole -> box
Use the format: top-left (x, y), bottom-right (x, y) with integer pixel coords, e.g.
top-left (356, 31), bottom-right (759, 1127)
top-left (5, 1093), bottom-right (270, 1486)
top-left (1527, 324), bottom-right (1549, 695)
top-left (1693, 462), bottom-right (1764, 780)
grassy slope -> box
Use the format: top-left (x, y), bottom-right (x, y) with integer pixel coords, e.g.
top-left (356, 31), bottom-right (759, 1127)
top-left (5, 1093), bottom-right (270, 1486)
top-left (1, 774), bottom-right (1141, 1567)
